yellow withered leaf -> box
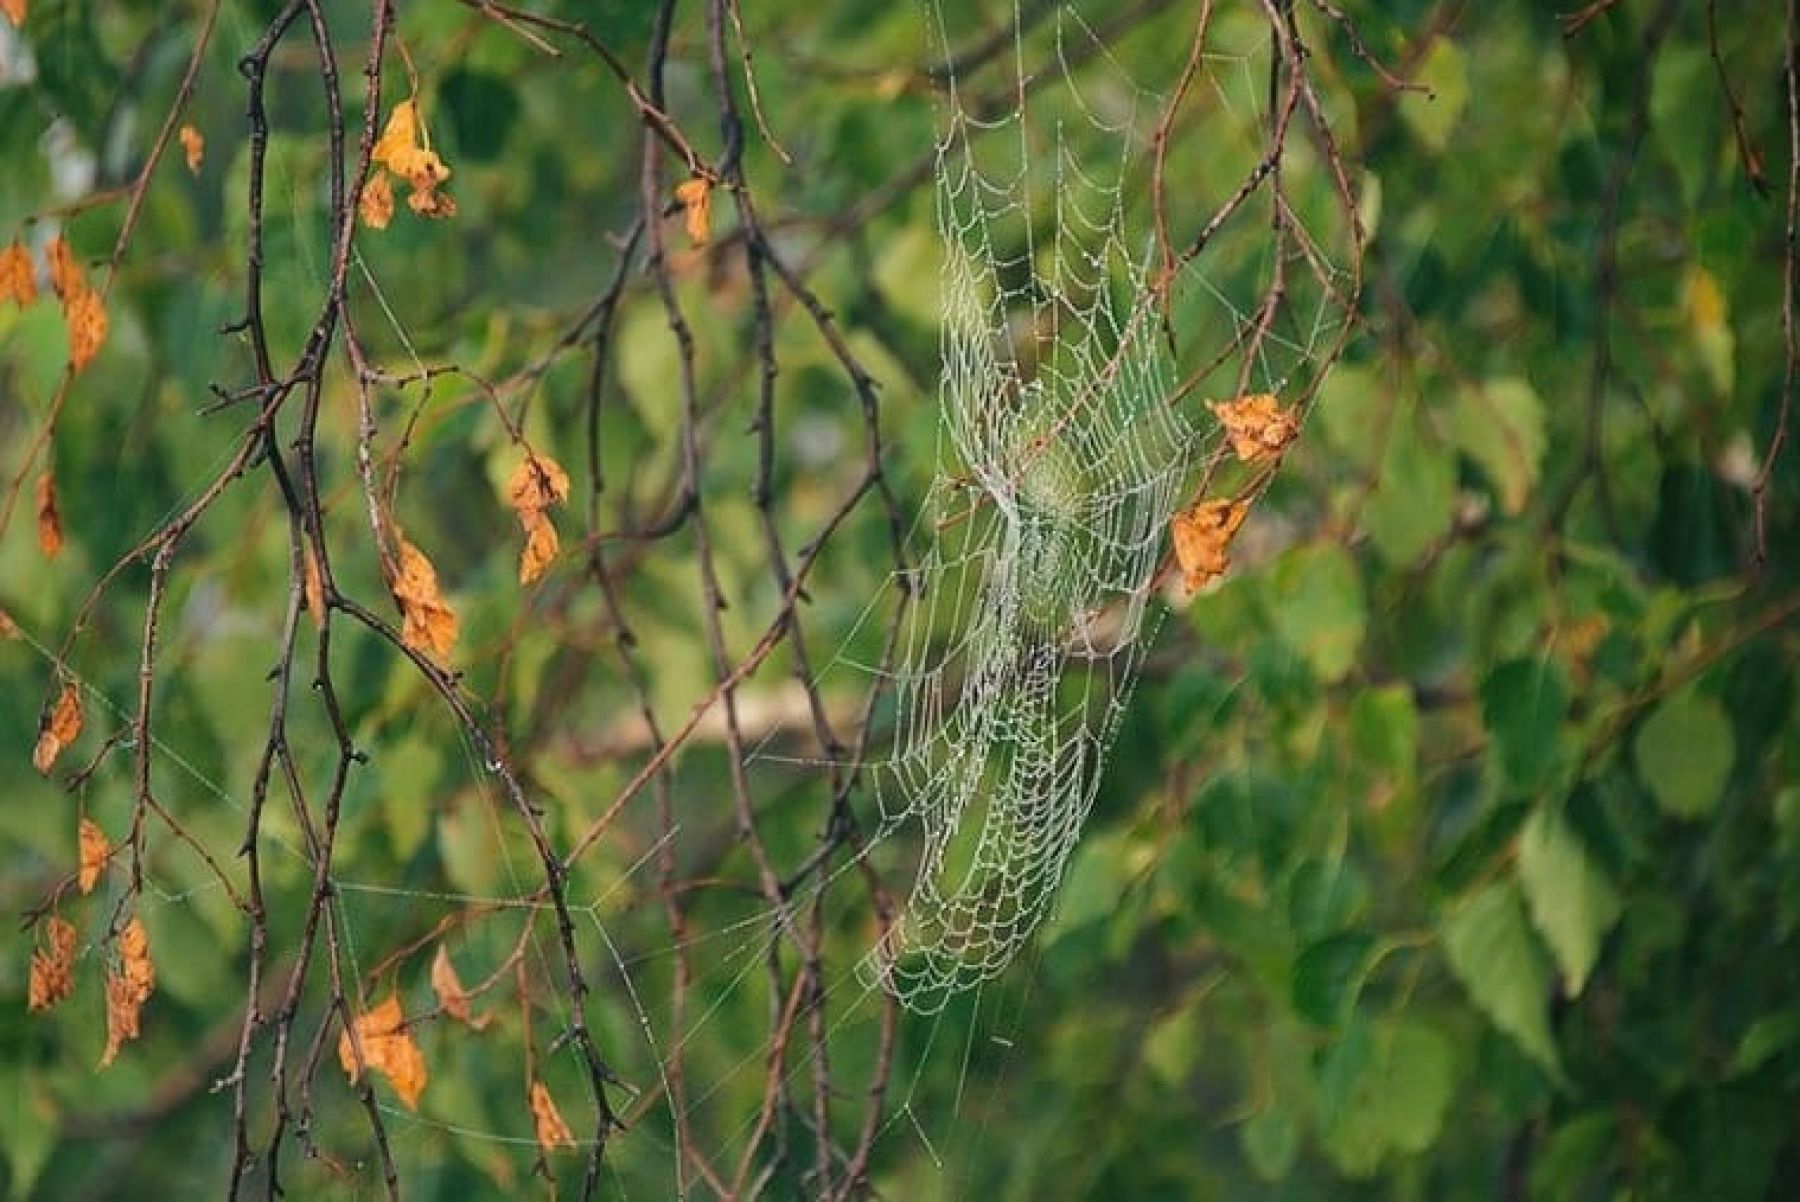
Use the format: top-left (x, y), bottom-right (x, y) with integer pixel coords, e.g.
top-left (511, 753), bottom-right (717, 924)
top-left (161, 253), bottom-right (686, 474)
top-left (372, 98), bottom-right (455, 219)
top-left (675, 177), bottom-right (712, 247)
top-left (1209, 393), bottom-right (1298, 465)
top-left (28, 915), bottom-right (77, 1013)
top-left (0, 240), bottom-right (35, 305)
top-left (372, 99), bottom-right (421, 171)
top-left (1170, 498), bottom-right (1247, 592)
top-left (505, 452), bottom-right (571, 513)
top-left (359, 170), bottom-right (394, 230)
top-left (389, 533), bottom-right (459, 661)
top-left (529, 1079), bottom-right (576, 1154)
top-left (518, 513), bottom-right (559, 585)
top-left (430, 944), bottom-right (491, 1029)
top-left (46, 235), bottom-right (83, 301)
top-left (178, 124), bottom-right (204, 174)
top-left (338, 991), bottom-right (428, 1110)
top-left (1, 0), bottom-right (25, 29)
top-left (33, 681), bottom-right (83, 776)
top-left (78, 815), bottom-right (109, 894)
top-left (100, 916), bottom-right (155, 1067)
top-left (64, 286), bottom-right (109, 373)
top-left (36, 471), bottom-right (63, 559)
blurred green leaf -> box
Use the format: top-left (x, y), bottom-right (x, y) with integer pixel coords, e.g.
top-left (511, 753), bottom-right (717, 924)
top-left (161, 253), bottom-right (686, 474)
top-left (1518, 807), bottom-right (1621, 996)
top-left (1635, 685), bottom-right (1734, 819)
top-left (1441, 881), bottom-right (1562, 1076)
top-left (1481, 658), bottom-right (1571, 794)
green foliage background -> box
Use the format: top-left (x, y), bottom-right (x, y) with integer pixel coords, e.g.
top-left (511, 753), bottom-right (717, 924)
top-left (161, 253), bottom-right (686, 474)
top-left (1, 1), bottom-right (1797, 1199)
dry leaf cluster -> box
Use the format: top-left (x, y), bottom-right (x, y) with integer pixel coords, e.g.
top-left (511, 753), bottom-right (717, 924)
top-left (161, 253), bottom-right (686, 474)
top-left (363, 99), bottom-right (456, 227)
top-left (503, 451), bottom-right (570, 585)
top-left (2, 235), bottom-right (107, 371)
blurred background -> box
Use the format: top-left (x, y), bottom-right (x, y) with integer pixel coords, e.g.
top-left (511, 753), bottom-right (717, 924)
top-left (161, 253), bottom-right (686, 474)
top-left (0, 0), bottom-right (1796, 1199)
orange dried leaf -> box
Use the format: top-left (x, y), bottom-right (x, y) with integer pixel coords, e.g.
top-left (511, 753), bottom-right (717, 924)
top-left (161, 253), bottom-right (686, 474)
top-left (518, 511), bottom-right (559, 585)
top-left (28, 915), bottom-right (77, 1013)
top-left (504, 452), bottom-right (571, 513)
top-left (178, 124), bottom-right (204, 173)
top-left (675, 178), bottom-right (712, 247)
top-left (0, 240), bottom-right (36, 305)
top-left (33, 681), bottom-right (83, 776)
top-left (1, 0), bottom-right (24, 29)
top-left (302, 540), bottom-right (327, 629)
top-left (430, 944), bottom-right (491, 1030)
top-left (529, 1079), bottom-right (575, 1153)
top-left (0, 607), bottom-right (18, 638)
top-left (64, 286), bottom-right (109, 372)
top-left (389, 534), bottom-right (459, 661)
top-left (371, 100), bottom-right (421, 172)
top-left (100, 916), bottom-right (155, 1067)
top-left (337, 991), bottom-right (428, 1110)
top-left (78, 816), bottom-right (109, 894)
top-left (359, 170), bottom-right (394, 230)
top-left (46, 236), bottom-right (83, 301)
top-left (1209, 393), bottom-right (1298, 465)
top-left (35, 471), bottom-right (63, 559)
top-left (1170, 498), bottom-right (1247, 592)
top-left (405, 183), bottom-right (457, 220)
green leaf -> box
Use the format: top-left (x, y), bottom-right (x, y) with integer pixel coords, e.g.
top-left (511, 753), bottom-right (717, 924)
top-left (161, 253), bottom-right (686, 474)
top-left (1450, 378), bottom-right (1546, 514)
top-left (1270, 543), bottom-right (1366, 684)
top-left (440, 68), bottom-right (519, 163)
top-left (1363, 405), bottom-right (1457, 567)
top-left (1481, 657), bottom-right (1571, 793)
top-left (1292, 931), bottom-right (1374, 1027)
top-left (1399, 38), bottom-right (1469, 153)
top-left (1241, 1105), bottom-right (1299, 1182)
top-left (1635, 686), bottom-right (1735, 818)
top-left (1440, 881), bottom-right (1562, 1076)
top-left (1517, 808), bottom-right (1622, 996)
top-left (1730, 1011), bottom-right (1800, 1076)
top-left (1316, 1015), bottom-right (1458, 1174)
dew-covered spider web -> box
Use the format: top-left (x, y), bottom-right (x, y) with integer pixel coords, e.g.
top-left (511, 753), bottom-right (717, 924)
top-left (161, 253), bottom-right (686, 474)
top-left (843, 0), bottom-right (1355, 1013)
